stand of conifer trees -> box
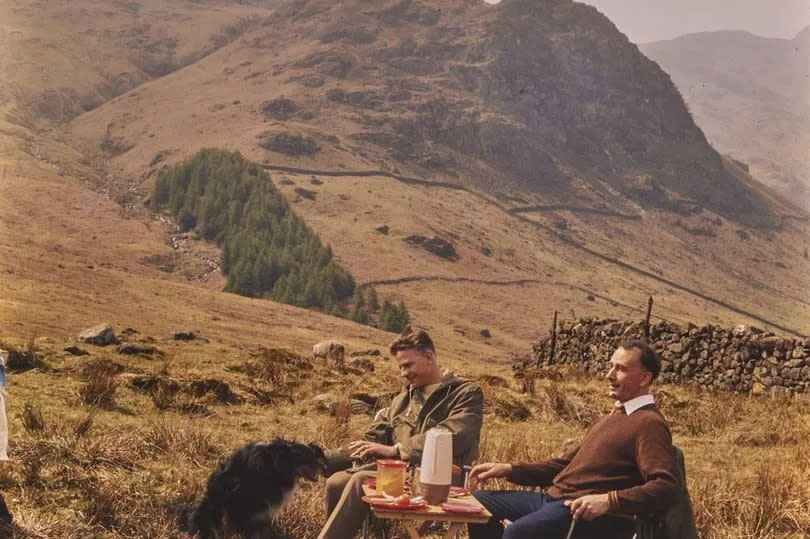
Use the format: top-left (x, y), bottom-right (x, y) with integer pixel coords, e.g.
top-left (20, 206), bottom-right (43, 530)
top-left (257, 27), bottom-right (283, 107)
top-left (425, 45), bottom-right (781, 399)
top-left (151, 149), bottom-right (355, 315)
top-left (349, 287), bottom-right (410, 333)
top-left (151, 149), bottom-right (410, 329)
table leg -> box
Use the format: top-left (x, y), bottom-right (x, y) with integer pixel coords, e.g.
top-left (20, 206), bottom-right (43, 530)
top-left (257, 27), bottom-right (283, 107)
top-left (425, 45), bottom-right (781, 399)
top-left (403, 522), bottom-right (422, 539)
top-left (442, 522), bottom-right (465, 538)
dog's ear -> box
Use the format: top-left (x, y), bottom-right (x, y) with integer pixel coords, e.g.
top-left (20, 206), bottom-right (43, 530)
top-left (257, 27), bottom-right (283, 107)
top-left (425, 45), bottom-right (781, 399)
top-left (308, 443), bottom-right (326, 458)
top-left (270, 442), bottom-right (294, 471)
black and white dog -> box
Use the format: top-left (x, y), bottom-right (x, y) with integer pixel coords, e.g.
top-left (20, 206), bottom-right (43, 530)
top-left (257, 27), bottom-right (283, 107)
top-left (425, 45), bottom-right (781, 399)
top-left (177, 438), bottom-right (328, 538)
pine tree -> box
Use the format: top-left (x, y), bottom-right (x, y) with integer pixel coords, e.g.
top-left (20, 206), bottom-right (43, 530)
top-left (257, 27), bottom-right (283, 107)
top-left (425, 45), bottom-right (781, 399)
top-left (380, 300), bottom-right (396, 332)
top-left (367, 287), bottom-right (379, 312)
top-left (397, 300), bottom-right (410, 332)
top-left (350, 290), bottom-right (369, 324)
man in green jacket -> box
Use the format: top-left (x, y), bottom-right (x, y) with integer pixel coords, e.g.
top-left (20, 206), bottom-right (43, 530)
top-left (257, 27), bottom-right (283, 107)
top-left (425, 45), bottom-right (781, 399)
top-left (318, 329), bottom-right (484, 539)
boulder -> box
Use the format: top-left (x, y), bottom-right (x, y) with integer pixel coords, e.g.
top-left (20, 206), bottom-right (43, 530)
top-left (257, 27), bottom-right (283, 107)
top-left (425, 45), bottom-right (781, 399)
top-left (311, 393), bottom-right (372, 415)
top-left (186, 379), bottom-right (242, 404)
top-left (171, 331), bottom-right (198, 341)
top-left (347, 358), bottom-right (375, 372)
top-left (313, 340), bottom-right (346, 364)
top-left (732, 325), bottom-right (760, 337)
top-left (79, 324), bottom-right (117, 346)
top-left (351, 349), bottom-right (381, 357)
top-left (480, 328), bottom-right (492, 338)
top-left (312, 393), bottom-right (338, 413)
top-left (751, 382), bottom-right (766, 395)
top-left (118, 342), bottom-right (164, 357)
top-left (64, 346), bottom-right (90, 357)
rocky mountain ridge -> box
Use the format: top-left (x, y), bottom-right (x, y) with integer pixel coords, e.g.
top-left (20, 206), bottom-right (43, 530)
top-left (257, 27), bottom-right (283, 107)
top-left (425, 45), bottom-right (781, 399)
top-left (69, 0), bottom-right (788, 227)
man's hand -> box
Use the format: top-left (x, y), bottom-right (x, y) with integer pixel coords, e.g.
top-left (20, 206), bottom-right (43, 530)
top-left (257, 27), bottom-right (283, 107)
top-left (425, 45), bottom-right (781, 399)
top-left (564, 494), bottom-right (610, 521)
top-left (468, 462), bottom-right (512, 484)
top-left (348, 440), bottom-right (398, 459)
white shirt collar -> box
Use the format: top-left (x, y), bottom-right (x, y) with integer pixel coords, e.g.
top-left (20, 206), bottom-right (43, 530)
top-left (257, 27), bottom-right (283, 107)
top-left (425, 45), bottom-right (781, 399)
top-left (619, 394), bottom-right (655, 415)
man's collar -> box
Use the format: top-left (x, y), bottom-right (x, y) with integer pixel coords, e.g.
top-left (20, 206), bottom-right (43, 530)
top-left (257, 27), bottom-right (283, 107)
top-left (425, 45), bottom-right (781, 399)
top-left (618, 394), bottom-right (655, 415)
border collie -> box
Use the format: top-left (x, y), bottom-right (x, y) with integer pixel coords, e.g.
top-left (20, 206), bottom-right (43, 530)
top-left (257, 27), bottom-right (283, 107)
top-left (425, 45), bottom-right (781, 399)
top-left (177, 438), bottom-right (327, 538)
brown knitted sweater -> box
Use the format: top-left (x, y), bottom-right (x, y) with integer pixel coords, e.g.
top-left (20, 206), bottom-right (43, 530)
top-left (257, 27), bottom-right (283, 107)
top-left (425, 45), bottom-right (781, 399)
top-left (506, 404), bottom-right (678, 515)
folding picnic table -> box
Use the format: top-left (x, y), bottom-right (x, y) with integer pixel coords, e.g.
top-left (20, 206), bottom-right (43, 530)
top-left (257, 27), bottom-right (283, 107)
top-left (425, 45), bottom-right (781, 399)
top-left (362, 484), bottom-right (492, 539)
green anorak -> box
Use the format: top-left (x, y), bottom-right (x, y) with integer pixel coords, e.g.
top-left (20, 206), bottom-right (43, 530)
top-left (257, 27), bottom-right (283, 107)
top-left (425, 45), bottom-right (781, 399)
top-left (327, 373), bottom-right (483, 473)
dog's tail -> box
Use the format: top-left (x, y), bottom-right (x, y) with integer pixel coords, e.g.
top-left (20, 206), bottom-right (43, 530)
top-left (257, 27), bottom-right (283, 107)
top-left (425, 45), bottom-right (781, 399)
top-left (168, 498), bottom-right (220, 538)
top-left (167, 502), bottom-right (194, 533)
top-left (167, 502), bottom-right (205, 536)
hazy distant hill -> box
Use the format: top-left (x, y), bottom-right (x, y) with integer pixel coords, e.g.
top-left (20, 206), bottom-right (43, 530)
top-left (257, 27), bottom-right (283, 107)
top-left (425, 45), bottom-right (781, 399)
top-left (68, 0), bottom-right (781, 227)
top-left (1, 0), bottom-right (272, 127)
top-left (641, 27), bottom-right (810, 210)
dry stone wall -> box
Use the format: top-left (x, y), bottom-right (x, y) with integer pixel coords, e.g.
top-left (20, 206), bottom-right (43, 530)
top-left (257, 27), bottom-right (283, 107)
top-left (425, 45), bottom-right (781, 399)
top-left (527, 318), bottom-right (810, 398)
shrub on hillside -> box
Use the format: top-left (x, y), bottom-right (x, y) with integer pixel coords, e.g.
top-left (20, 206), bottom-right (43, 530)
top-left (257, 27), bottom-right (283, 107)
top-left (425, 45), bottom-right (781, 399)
top-left (259, 133), bottom-right (320, 156)
top-left (261, 97), bottom-right (298, 120)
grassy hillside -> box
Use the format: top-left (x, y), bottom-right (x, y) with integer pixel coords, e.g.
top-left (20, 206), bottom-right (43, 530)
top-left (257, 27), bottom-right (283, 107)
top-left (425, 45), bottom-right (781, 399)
top-left (1, 331), bottom-right (808, 537)
top-left (1, 0), bottom-right (273, 128)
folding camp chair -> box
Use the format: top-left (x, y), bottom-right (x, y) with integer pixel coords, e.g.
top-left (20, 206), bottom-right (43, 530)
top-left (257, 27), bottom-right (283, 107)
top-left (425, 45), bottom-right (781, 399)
top-left (563, 445), bottom-right (696, 539)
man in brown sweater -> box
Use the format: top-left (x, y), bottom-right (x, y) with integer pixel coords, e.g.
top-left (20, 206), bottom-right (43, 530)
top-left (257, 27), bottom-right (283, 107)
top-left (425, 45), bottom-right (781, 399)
top-left (468, 340), bottom-right (677, 539)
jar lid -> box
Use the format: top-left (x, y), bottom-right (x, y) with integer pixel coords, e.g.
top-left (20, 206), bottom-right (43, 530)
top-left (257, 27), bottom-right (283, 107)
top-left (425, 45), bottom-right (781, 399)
top-left (376, 459), bottom-right (407, 468)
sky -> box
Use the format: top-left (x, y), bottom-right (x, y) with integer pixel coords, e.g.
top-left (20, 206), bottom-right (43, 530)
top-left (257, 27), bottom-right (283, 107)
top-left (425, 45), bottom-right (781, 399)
top-left (484, 0), bottom-right (810, 43)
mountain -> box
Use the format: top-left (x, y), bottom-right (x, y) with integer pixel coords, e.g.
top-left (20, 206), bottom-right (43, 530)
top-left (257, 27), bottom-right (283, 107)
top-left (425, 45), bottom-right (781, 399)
top-left (1, 3), bottom-right (809, 536)
top-left (641, 27), bottom-right (810, 210)
top-left (2, 0), bottom-right (808, 362)
top-left (66, 0), bottom-right (785, 228)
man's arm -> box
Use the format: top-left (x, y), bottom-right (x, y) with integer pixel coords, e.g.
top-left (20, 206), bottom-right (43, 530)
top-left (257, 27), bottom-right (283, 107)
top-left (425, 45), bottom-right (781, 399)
top-left (362, 406), bottom-right (395, 445)
top-left (505, 447), bottom-right (578, 487)
top-left (396, 386), bottom-right (484, 463)
top-left (608, 419), bottom-right (678, 515)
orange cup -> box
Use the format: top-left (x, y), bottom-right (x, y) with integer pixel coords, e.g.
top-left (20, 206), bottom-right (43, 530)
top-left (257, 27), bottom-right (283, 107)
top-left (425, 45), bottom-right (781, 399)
top-left (376, 459), bottom-right (407, 496)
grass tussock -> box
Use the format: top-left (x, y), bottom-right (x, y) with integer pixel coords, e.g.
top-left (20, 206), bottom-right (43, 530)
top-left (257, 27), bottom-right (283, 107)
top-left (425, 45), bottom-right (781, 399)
top-left (692, 467), bottom-right (810, 538)
top-left (21, 402), bottom-right (46, 432)
top-left (79, 359), bottom-right (121, 409)
top-left (1, 335), bottom-right (47, 373)
top-left (317, 400), bottom-right (353, 449)
top-left (144, 418), bottom-right (222, 463)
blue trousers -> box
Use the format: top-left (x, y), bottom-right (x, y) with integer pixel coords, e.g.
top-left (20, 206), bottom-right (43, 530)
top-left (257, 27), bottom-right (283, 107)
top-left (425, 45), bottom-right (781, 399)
top-left (468, 490), bottom-right (635, 539)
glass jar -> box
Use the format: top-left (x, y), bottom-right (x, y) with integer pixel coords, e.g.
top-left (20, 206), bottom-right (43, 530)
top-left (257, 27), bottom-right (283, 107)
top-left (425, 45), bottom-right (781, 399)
top-left (376, 459), bottom-right (407, 496)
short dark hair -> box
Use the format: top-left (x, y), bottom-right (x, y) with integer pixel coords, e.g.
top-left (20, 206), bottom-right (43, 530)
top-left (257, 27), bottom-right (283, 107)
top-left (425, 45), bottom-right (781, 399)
top-left (390, 329), bottom-right (436, 356)
top-left (620, 339), bottom-right (661, 380)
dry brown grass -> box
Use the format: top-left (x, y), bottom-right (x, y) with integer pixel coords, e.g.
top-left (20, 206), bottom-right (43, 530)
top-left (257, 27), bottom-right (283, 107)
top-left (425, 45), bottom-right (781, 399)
top-left (79, 361), bottom-right (121, 409)
top-left (1, 334), bottom-right (809, 538)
